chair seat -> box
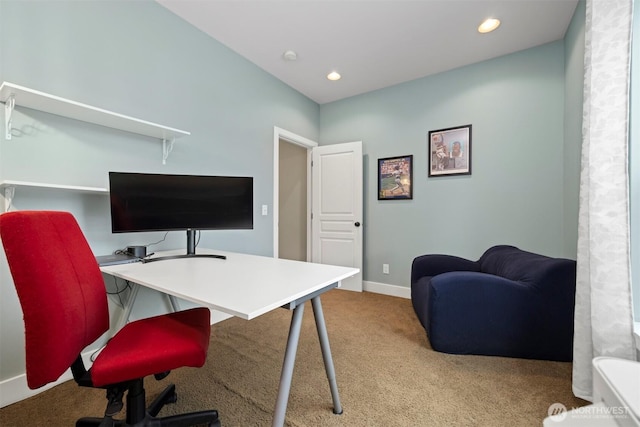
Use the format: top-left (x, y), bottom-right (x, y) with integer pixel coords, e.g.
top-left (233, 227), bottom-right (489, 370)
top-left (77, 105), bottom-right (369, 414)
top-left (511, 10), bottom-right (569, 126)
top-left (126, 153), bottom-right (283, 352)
top-left (91, 307), bottom-right (211, 387)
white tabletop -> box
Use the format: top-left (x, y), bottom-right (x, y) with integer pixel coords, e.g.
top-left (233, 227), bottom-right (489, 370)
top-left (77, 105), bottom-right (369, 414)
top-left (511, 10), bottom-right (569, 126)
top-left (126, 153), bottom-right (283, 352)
top-left (100, 249), bottom-right (360, 320)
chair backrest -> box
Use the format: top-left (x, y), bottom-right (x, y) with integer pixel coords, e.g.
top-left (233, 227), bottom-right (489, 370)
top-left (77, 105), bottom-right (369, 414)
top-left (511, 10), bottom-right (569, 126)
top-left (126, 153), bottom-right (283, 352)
top-left (0, 211), bottom-right (109, 389)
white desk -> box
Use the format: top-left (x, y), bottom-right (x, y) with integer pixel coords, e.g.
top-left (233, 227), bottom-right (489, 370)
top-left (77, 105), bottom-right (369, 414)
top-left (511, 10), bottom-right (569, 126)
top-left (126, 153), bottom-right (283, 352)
top-left (100, 248), bottom-right (359, 427)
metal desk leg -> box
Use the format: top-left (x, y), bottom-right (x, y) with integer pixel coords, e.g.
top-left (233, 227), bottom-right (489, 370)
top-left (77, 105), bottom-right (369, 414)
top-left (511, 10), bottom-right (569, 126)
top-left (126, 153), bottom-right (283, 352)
top-left (273, 301), bottom-right (306, 427)
top-left (113, 282), bottom-right (140, 333)
top-left (112, 283), bottom-right (179, 338)
top-left (311, 296), bottom-right (343, 415)
top-left (167, 294), bottom-right (180, 312)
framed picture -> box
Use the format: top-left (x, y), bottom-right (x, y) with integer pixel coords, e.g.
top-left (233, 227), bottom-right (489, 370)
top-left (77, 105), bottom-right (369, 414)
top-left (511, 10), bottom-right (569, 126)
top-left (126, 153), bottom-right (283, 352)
top-left (428, 124), bottom-right (472, 177)
top-left (378, 155), bottom-right (413, 200)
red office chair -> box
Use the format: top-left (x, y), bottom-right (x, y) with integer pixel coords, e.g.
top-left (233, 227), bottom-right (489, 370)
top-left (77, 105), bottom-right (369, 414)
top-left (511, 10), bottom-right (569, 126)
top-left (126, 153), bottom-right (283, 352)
top-left (0, 211), bottom-right (220, 426)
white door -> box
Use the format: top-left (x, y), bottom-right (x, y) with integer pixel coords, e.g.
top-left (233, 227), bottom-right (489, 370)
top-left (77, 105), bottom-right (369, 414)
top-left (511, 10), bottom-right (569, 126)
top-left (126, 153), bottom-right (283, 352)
top-left (311, 141), bottom-right (363, 292)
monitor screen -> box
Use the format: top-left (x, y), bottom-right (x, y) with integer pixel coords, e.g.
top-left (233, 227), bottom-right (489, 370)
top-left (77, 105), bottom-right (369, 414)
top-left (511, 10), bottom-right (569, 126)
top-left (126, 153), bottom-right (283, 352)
top-left (109, 171), bottom-right (254, 234)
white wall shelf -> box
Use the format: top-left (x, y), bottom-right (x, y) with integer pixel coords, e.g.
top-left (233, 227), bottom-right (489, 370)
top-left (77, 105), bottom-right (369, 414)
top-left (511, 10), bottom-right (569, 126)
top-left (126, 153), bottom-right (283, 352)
top-left (0, 82), bottom-right (190, 163)
top-left (0, 180), bottom-right (108, 212)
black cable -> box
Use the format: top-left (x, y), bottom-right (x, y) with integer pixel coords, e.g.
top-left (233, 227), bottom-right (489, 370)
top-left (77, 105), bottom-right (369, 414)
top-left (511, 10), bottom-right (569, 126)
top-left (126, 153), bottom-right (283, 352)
top-left (145, 231), bottom-right (169, 249)
top-left (105, 277), bottom-right (131, 308)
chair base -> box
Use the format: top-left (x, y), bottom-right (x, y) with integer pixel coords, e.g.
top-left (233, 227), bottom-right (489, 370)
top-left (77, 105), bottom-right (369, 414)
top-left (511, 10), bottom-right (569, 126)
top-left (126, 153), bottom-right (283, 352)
top-left (76, 411), bottom-right (220, 427)
top-left (76, 383), bottom-right (220, 427)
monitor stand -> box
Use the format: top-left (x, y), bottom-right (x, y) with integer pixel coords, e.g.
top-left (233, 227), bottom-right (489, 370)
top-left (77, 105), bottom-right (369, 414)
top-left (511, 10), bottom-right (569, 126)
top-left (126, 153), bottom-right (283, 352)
top-left (141, 229), bottom-right (227, 263)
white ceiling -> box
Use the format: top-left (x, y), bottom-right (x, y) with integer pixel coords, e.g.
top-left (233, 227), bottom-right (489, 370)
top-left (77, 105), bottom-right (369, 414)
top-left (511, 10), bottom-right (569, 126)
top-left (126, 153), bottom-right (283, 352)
top-left (156, 0), bottom-right (579, 105)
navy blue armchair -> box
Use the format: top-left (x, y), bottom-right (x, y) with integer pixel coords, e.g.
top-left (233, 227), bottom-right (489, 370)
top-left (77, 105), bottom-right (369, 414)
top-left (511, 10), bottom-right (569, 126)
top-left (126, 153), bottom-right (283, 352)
top-left (411, 245), bottom-right (576, 361)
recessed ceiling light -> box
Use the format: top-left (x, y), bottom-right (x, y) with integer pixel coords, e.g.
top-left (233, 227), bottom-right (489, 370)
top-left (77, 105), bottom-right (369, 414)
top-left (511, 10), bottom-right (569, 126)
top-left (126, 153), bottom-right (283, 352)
top-left (327, 71), bottom-right (341, 81)
top-left (478, 18), bottom-right (501, 34)
top-left (282, 50), bottom-right (297, 61)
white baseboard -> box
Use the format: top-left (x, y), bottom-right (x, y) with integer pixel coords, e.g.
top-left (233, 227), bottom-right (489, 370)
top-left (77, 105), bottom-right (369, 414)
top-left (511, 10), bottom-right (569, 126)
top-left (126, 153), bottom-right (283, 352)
top-left (1, 372), bottom-right (70, 409)
top-left (363, 280), bottom-right (411, 299)
top-left (0, 288), bottom-right (405, 408)
top-left (0, 310), bottom-right (234, 408)
top-left (0, 350), bottom-right (93, 408)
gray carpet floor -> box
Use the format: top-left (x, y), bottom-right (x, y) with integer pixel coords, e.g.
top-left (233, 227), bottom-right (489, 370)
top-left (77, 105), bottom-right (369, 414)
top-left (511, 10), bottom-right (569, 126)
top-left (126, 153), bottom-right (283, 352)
top-left (0, 289), bottom-right (587, 426)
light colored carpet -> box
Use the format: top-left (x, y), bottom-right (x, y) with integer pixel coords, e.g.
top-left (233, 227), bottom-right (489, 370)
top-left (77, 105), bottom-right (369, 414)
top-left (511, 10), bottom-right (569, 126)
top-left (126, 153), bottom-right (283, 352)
top-left (0, 290), bottom-right (587, 426)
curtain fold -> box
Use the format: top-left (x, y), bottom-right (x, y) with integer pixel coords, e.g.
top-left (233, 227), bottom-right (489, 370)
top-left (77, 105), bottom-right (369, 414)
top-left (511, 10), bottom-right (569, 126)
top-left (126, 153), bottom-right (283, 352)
top-left (573, 0), bottom-right (636, 401)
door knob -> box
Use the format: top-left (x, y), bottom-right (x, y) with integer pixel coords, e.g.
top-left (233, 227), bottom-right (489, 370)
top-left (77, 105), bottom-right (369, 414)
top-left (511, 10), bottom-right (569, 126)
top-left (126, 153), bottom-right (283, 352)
top-left (354, 222), bottom-right (361, 227)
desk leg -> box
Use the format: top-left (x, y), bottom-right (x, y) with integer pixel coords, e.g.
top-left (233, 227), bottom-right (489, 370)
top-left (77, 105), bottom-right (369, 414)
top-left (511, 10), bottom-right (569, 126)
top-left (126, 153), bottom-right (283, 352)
top-left (311, 296), bottom-right (343, 415)
top-left (167, 294), bottom-right (180, 312)
top-left (273, 301), bottom-right (305, 427)
top-left (113, 283), bottom-right (140, 333)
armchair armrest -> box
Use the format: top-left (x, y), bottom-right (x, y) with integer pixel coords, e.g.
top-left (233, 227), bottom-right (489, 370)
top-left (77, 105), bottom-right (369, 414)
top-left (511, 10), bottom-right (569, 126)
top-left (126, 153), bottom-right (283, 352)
top-left (428, 272), bottom-right (535, 349)
top-left (429, 271), bottom-right (534, 321)
top-left (411, 254), bottom-right (480, 284)
top-left (427, 271), bottom-right (572, 360)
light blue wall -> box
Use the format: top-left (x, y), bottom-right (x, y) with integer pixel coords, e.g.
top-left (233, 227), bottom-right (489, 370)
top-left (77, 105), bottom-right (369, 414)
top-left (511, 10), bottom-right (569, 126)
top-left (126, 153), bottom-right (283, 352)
top-left (0, 0), bottom-right (319, 254)
top-left (563, 0), bottom-right (585, 259)
top-left (0, 0), bottom-right (318, 384)
top-left (320, 40), bottom-right (578, 287)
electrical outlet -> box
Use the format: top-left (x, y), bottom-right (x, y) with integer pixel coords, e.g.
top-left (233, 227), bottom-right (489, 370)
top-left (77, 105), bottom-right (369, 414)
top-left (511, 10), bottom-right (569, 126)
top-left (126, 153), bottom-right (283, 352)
top-left (262, 205), bottom-right (268, 216)
top-left (383, 264), bottom-right (389, 274)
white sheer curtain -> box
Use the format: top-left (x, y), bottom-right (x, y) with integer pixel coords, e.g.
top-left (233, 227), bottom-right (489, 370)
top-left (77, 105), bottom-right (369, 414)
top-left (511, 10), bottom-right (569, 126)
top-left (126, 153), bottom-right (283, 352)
top-left (573, 0), bottom-right (636, 401)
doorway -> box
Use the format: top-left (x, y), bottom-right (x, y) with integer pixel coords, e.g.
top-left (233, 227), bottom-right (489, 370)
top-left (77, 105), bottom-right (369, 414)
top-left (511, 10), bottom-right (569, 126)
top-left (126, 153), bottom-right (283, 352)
top-left (278, 141), bottom-right (307, 261)
top-left (272, 127), bottom-right (317, 260)
top-left (272, 127), bottom-right (363, 292)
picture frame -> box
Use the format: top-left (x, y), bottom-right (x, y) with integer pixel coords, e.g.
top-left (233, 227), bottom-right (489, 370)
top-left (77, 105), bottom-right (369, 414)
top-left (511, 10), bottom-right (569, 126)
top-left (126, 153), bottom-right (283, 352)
top-left (428, 124), bottom-right (472, 177)
top-left (378, 155), bottom-right (413, 200)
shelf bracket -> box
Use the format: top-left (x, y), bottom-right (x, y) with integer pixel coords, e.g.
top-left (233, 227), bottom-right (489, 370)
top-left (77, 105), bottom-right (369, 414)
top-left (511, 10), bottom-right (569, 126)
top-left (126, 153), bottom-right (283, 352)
top-left (162, 138), bottom-right (175, 165)
top-left (4, 94), bottom-right (15, 140)
top-left (3, 185), bottom-right (15, 212)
